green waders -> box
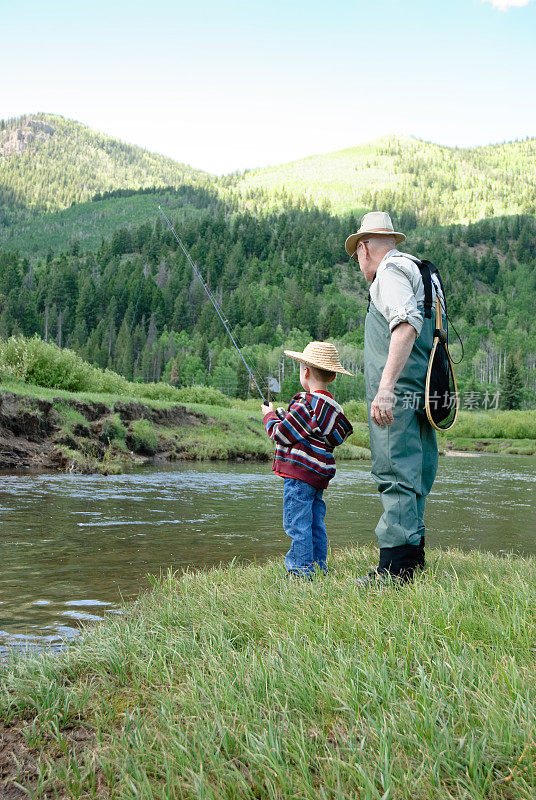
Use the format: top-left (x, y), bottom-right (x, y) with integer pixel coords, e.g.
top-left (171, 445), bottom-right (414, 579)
top-left (364, 299), bottom-right (438, 574)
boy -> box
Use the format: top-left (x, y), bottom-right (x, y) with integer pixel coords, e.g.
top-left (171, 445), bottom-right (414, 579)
top-left (262, 342), bottom-right (354, 578)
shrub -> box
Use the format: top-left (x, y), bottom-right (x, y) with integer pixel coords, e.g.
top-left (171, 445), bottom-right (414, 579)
top-left (130, 419), bottom-right (158, 455)
top-left (102, 414), bottom-right (127, 444)
top-left (91, 368), bottom-right (131, 395)
top-left (0, 336), bottom-right (94, 391)
top-left (134, 382), bottom-right (186, 403)
top-left (348, 422), bottom-right (370, 449)
top-left (171, 386), bottom-right (232, 407)
top-left (0, 336), bottom-right (227, 404)
top-left (344, 400), bottom-right (368, 422)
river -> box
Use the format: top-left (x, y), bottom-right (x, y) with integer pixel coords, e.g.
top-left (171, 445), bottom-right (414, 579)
top-left (1, 454), bottom-right (535, 655)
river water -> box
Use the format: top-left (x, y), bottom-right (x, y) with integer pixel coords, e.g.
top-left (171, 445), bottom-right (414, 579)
top-left (1, 454), bottom-right (535, 655)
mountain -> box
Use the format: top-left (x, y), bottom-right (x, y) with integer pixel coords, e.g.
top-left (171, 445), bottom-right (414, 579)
top-left (231, 135), bottom-right (536, 225)
top-left (0, 113), bottom-right (208, 225)
top-left (2, 114), bottom-right (536, 255)
top-left (2, 115), bottom-right (536, 230)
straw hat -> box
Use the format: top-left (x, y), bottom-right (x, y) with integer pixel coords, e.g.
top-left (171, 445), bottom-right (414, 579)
top-left (284, 341), bottom-right (353, 376)
top-left (345, 211), bottom-right (406, 259)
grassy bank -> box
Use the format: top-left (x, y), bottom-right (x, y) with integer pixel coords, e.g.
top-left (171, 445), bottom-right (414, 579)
top-left (0, 379), bottom-right (370, 473)
top-left (437, 410), bottom-right (536, 456)
top-left (439, 437), bottom-right (536, 456)
top-left (0, 337), bottom-right (369, 472)
top-left (0, 336), bottom-right (534, 470)
top-left (0, 380), bottom-right (272, 472)
top-left (339, 402), bottom-right (536, 456)
top-left (1, 547), bottom-right (535, 799)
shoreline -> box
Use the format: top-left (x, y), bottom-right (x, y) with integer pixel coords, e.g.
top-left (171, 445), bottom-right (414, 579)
top-left (0, 387), bottom-right (282, 474)
top-left (0, 385), bottom-right (370, 475)
top-left (1, 546), bottom-right (535, 799)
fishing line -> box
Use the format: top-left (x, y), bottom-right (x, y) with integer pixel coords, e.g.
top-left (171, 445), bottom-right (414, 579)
top-left (444, 313), bottom-right (464, 365)
top-left (158, 205), bottom-right (268, 402)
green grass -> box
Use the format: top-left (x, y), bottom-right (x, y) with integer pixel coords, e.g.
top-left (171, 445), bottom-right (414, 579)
top-left (54, 402), bottom-right (90, 431)
top-left (171, 406), bottom-right (272, 460)
top-left (336, 441), bottom-right (370, 460)
top-left (437, 410), bottom-right (536, 455)
top-left (439, 437), bottom-right (536, 456)
top-left (447, 411), bottom-right (536, 440)
top-left (1, 547), bottom-right (535, 799)
top-left (55, 444), bottom-right (124, 476)
top-left (101, 413), bottom-right (128, 444)
top-left (0, 376), bottom-right (178, 409)
top-left (130, 419), bottom-right (159, 455)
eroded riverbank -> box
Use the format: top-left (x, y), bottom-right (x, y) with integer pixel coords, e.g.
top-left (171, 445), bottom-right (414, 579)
top-left (0, 386), bottom-right (371, 475)
top-left (0, 390), bottom-right (216, 473)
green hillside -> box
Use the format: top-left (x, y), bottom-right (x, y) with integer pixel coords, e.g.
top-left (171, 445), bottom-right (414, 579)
top-left (2, 115), bottom-right (536, 257)
top-left (231, 135), bottom-right (536, 225)
top-left (0, 186), bottom-right (221, 256)
top-left (0, 113), bottom-right (209, 226)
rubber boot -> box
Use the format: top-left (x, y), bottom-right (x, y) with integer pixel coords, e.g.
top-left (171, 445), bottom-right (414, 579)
top-left (356, 538), bottom-right (427, 587)
top-left (417, 536), bottom-right (426, 571)
top-left (378, 542), bottom-right (422, 582)
top-left (356, 545), bottom-right (411, 587)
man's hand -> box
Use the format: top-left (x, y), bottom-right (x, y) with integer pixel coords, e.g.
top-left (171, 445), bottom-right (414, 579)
top-left (370, 388), bottom-right (396, 427)
top-left (261, 402), bottom-right (274, 415)
top-left (371, 322), bottom-right (416, 427)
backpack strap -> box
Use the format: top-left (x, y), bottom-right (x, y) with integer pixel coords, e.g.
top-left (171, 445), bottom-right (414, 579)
top-left (420, 258), bottom-right (448, 320)
top-left (416, 259), bottom-right (434, 319)
top-left (368, 257), bottom-right (444, 321)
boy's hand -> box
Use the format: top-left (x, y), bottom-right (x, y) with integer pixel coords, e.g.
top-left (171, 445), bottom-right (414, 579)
top-left (261, 402), bottom-right (274, 415)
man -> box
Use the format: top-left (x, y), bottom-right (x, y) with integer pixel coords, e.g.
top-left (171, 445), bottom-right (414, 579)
top-left (345, 211), bottom-right (440, 583)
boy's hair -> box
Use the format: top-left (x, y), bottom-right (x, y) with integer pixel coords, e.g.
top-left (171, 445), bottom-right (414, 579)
top-left (308, 364), bottom-right (336, 383)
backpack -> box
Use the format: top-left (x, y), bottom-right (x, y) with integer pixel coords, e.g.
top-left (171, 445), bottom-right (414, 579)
top-left (417, 260), bottom-right (459, 431)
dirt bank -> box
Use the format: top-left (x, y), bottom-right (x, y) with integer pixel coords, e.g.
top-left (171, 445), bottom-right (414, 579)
top-left (0, 391), bottom-right (209, 473)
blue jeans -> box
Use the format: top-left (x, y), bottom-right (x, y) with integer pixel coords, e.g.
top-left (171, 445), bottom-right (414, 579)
top-left (283, 478), bottom-right (327, 575)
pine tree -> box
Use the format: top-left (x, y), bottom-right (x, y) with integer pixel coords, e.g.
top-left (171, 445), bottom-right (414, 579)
top-left (500, 353), bottom-right (524, 410)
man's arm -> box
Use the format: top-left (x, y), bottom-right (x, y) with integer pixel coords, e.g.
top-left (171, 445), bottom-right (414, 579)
top-left (371, 322), bottom-right (417, 428)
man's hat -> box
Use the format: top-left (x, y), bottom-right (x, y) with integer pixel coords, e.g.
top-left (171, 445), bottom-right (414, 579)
top-left (284, 341), bottom-right (353, 376)
top-left (345, 211), bottom-right (406, 259)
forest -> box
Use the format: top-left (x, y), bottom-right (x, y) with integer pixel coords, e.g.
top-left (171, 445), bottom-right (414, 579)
top-left (0, 203), bottom-right (534, 405)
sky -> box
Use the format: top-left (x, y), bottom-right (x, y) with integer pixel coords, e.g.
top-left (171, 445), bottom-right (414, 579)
top-left (2, 0), bottom-right (536, 174)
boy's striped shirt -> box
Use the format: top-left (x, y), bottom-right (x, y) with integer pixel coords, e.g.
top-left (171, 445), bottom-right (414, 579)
top-left (263, 390), bottom-right (353, 489)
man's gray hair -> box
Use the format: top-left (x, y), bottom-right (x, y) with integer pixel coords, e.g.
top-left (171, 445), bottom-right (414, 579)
top-left (365, 234), bottom-right (397, 251)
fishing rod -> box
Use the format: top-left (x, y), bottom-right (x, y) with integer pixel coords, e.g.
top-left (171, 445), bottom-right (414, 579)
top-left (158, 205), bottom-right (268, 403)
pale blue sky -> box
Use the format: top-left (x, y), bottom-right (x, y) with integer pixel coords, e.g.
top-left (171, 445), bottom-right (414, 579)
top-left (2, 0), bottom-right (535, 173)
